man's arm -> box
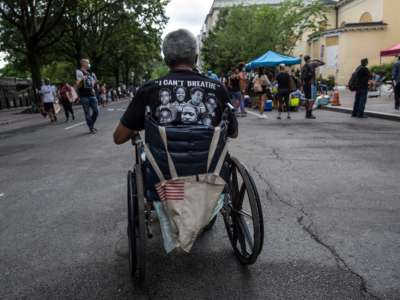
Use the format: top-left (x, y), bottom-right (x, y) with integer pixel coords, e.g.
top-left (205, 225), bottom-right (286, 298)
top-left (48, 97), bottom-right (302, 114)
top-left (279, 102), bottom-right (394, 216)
top-left (75, 70), bottom-right (84, 87)
top-left (113, 86), bottom-right (146, 145)
top-left (113, 123), bottom-right (137, 145)
top-left (219, 86), bottom-right (238, 138)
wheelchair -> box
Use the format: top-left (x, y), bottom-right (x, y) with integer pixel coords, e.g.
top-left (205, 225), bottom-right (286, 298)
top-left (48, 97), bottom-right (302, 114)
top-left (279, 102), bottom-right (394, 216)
top-left (126, 106), bottom-right (264, 283)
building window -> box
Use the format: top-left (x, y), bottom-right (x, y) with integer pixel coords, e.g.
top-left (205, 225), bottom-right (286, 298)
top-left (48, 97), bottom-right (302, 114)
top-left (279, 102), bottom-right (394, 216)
top-left (360, 12), bottom-right (373, 23)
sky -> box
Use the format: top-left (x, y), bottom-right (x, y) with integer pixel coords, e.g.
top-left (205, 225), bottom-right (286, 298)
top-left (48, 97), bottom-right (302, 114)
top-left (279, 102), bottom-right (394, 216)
top-left (163, 0), bottom-right (214, 37)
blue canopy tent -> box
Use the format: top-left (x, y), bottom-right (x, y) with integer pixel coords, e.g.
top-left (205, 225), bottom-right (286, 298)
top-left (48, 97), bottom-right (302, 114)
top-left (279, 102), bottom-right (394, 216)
top-left (245, 51), bottom-right (301, 71)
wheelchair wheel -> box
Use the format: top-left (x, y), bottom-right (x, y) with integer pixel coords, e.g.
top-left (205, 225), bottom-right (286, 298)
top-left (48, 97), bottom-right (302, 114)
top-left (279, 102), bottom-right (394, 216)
top-left (127, 165), bottom-right (146, 283)
top-left (222, 157), bottom-right (264, 265)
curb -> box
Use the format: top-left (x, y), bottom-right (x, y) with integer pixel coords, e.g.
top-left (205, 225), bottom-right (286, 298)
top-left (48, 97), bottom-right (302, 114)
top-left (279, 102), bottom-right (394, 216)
top-left (321, 105), bottom-right (400, 122)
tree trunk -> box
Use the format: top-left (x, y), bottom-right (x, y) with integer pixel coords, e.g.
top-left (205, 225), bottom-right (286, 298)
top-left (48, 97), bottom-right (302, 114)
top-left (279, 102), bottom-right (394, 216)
top-left (114, 68), bottom-right (120, 87)
top-left (27, 49), bottom-right (42, 112)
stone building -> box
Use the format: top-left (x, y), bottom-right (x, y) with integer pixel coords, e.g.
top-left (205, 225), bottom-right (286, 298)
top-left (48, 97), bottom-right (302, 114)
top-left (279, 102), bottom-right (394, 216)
top-left (295, 0), bottom-right (400, 84)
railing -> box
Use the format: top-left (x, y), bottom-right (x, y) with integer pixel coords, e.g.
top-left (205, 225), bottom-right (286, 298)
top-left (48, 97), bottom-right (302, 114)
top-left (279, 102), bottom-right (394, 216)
top-left (0, 88), bottom-right (35, 110)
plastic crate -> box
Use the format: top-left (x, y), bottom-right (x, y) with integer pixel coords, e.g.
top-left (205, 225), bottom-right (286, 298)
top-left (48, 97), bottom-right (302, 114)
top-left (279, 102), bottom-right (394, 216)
top-left (264, 100), bottom-right (273, 111)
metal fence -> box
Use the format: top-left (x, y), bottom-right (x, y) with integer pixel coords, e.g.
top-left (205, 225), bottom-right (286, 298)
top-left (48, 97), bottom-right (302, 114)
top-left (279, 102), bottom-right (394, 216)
top-left (0, 77), bottom-right (34, 110)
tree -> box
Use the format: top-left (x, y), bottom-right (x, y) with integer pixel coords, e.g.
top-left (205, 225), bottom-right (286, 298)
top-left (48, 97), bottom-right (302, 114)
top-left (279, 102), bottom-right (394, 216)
top-left (202, 0), bottom-right (327, 74)
top-left (0, 0), bottom-right (69, 102)
top-left (58, 0), bottom-right (167, 82)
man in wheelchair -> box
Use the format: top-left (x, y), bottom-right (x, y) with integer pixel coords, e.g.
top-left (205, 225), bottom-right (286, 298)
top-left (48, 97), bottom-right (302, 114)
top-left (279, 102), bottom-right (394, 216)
top-left (113, 30), bottom-right (253, 259)
top-left (113, 29), bottom-right (237, 144)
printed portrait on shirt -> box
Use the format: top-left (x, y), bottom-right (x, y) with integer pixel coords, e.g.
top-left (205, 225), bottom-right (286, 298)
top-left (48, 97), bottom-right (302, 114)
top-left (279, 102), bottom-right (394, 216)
top-left (181, 104), bottom-right (199, 124)
top-left (188, 87), bottom-right (206, 114)
top-left (206, 95), bottom-right (217, 117)
top-left (172, 86), bottom-right (187, 112)
top-left (156, 88), bottom-right (177, 124)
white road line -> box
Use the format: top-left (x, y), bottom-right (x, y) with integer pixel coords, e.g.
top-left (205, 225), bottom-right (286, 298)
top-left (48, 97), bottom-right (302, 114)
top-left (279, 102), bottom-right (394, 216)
top-left (0, 193), bottom-right (4, 197)
top-left (65, 122), bottom-right (85, 130)
top-left (247, 111), bottom-right (269, 119)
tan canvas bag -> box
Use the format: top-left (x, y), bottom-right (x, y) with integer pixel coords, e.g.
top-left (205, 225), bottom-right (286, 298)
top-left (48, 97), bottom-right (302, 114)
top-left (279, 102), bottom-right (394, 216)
top-left (144, 125), bottom-right (228, 253)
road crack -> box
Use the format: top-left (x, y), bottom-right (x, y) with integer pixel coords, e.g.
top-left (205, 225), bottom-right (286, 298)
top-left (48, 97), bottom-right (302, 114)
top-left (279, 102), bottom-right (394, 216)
top-left (252, 166), bottom-right (381, 299)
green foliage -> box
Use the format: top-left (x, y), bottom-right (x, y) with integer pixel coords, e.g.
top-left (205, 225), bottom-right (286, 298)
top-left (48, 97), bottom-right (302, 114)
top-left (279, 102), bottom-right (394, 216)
top-left (41, 62), bottom-right (76, 84)
top-left (0, 62), bottom-right (30, 78)
top-left (370, 63), bottom-right (395, 80)
top-left (0, 0), bottom-right (168, 88)
top-left (202, 0), bottom-right (327, 74)
top-left (150, 62), bottom-right (169, 80)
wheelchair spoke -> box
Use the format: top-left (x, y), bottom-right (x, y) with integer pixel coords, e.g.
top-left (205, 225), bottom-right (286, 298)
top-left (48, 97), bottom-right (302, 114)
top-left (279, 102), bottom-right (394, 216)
top-left (231, 167), bottom-right (240, 199)
top-left (238, 216), bottom-right (254, 250)
top-left (232, 207), bottom-right (253, 219)
top-left (235, 218), bottom-right (250, 256)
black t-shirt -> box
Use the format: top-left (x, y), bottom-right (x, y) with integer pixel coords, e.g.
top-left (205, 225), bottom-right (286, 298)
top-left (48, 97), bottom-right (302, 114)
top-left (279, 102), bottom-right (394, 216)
top-left (230, 76), bottom-right (240, 92)
top-left (356, 65), bottom-right (371, 90)
top-left (120, 70), bottom-right (232, 131)
top-left (276, 72), bottom-right (291, 93)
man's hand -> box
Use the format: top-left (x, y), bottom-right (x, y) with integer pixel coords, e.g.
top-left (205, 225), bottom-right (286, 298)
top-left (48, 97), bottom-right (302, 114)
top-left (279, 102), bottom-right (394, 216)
top-left (113, 123), bottom-right (137, 145)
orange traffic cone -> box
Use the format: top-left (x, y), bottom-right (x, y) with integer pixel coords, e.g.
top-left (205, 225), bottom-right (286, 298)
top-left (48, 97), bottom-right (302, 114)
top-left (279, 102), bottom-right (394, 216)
top-left (331, 88), bottom-right (341, 106)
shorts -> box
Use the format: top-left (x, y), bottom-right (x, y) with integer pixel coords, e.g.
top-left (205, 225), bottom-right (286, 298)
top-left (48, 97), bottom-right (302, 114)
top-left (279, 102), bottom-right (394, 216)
top-left (303, 83), bottom-right (312, 100)
top-left (43, 102), bottom-right (54, 112)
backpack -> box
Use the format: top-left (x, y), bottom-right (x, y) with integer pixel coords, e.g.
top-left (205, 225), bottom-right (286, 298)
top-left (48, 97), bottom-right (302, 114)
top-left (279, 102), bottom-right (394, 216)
top-left (348, 66), bottom-right (360, 92)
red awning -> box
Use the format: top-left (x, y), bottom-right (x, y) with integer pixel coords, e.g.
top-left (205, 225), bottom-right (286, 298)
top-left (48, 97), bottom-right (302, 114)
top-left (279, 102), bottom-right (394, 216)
top-left (380, 44), bottom-right (400, 57)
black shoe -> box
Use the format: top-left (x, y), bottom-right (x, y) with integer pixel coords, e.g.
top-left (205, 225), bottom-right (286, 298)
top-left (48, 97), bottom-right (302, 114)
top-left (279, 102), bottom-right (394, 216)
top-left (287, 115), bottom-right (291, 119)
top-left (277, 116), bottom-right (281, 120)
top-left (90, 128), bottom-right (96, 134)
top-left (306, 114), bottom-right (316, 119)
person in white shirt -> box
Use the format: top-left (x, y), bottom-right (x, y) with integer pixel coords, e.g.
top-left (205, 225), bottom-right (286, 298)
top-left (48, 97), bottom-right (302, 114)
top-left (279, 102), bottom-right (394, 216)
top-left (40, 79), bottom-right (57, 122)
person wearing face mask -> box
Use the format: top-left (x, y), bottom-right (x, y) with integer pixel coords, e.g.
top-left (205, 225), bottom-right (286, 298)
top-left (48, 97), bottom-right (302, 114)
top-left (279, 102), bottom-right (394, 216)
top-left (76, 58), bottom-right (99, 134)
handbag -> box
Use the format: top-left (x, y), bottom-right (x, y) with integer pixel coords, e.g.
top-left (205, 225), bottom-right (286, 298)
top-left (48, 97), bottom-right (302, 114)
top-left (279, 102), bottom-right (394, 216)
top-left (253, 77), bottom-right (263, 93)
top-left (144, 125), bottom-right (228, 253)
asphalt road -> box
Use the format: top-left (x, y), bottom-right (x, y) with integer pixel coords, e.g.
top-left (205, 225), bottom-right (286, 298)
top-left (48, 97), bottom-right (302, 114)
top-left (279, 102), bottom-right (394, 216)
top-left (0, 101), bottom-right (399, 299)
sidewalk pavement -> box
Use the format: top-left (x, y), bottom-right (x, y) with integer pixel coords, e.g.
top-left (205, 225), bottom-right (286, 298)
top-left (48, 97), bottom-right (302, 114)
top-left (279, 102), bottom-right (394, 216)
top-left (322, 86), bottom-right (400, 121)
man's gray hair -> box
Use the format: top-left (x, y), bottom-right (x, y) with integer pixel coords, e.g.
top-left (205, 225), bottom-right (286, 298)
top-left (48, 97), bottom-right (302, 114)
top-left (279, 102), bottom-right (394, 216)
top-left (162, 29), bottom-right (198, 68)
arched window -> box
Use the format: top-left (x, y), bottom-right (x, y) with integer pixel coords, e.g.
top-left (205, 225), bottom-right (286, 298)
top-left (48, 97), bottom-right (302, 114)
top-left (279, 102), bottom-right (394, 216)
top-left (360, 12), bottom-right (373, 23)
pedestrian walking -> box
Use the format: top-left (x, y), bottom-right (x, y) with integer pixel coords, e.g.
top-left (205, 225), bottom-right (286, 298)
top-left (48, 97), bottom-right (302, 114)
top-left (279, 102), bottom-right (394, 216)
top-left (253, 68), bottom-right (271, 115)
top-left (75, 58), bottom-right (99, 134)
top-left (239, 64), bottom-right (248, 116)
top-left (351, 58), bottom-right (371, 118)
top-left (40, 79), bottom-right (57, 123)
top-left (276, 64), bottom-right (291, 120)
top-left (301, 55), bottom-right (325, 119)
top-left (392, 56), bottom-right (400, 110)
top-left (229, 68), bottom-right (244, 116)
top-left (59, 83), bottom-right (75, 121)
top-left (100, 83), bottom-right (107, 107)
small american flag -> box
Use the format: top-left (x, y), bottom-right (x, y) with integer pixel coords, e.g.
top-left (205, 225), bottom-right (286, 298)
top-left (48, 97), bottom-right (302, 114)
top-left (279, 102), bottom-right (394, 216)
top-left (155, 180), bottom-right (185, 202)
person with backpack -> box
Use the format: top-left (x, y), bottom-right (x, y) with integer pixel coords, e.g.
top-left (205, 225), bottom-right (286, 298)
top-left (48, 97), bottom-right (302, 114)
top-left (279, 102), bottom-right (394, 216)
top-left (76, 58), bottom-right (99, 134)
top-left (392, 56), bottom-right (400, 110)
top-left (350, 58), bottom-right (371, 118)
top-left (253, 68), bottom-right (271, 115)
top-left (301, 55), bottom-right (325, 119)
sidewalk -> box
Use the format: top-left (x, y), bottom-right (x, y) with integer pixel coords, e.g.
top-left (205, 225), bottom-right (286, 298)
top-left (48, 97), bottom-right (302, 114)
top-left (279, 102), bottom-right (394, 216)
top-left (322, 86), bottom-right (400, 121)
